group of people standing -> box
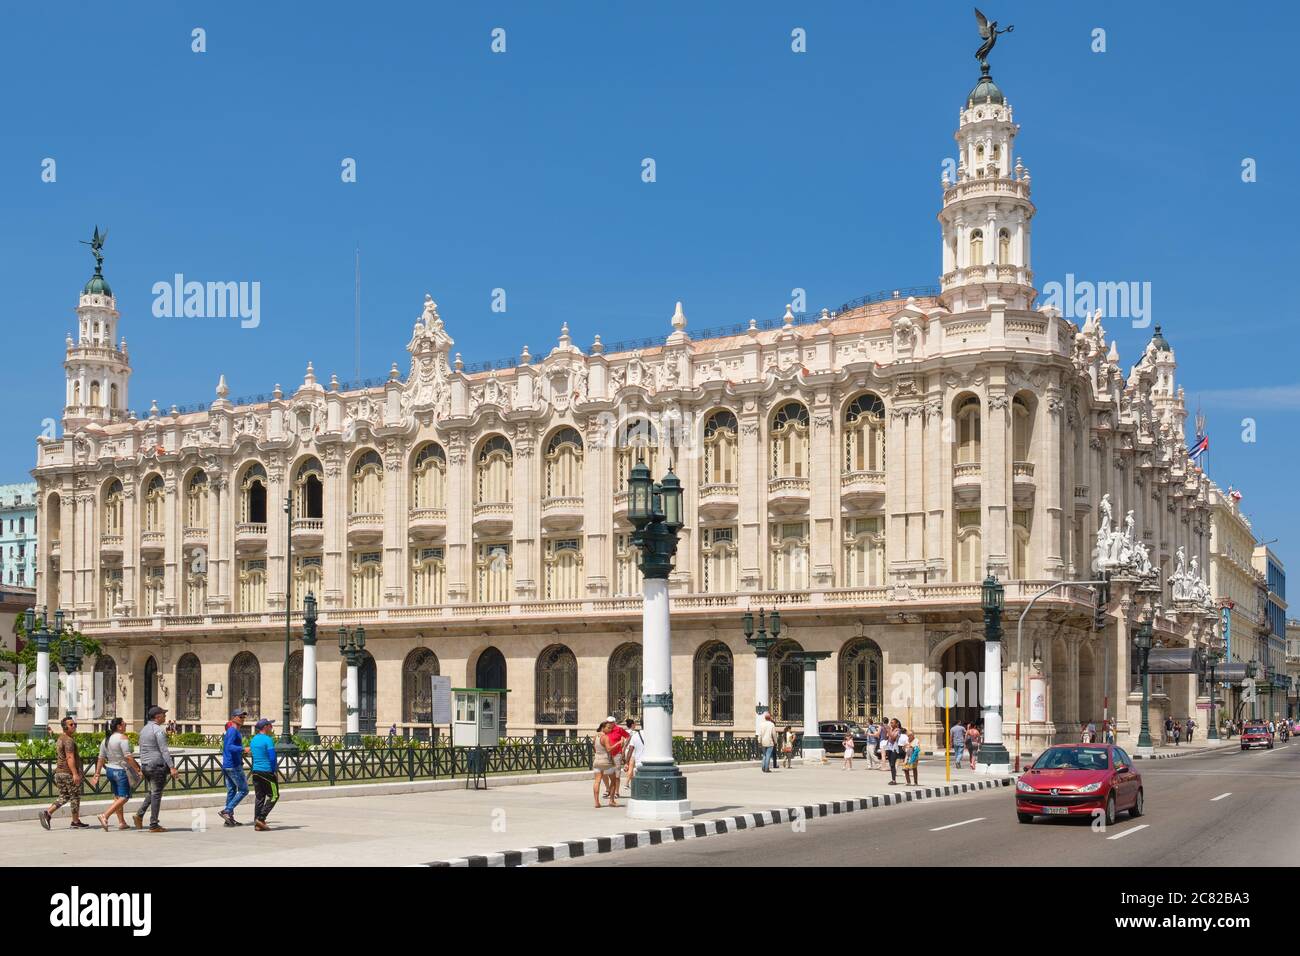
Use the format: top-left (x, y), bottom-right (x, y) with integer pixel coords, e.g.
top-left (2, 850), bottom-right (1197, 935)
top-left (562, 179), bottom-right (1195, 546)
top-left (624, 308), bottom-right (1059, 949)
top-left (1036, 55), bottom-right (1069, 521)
top-left (39, 704), bottom-right (281, 833)
top-left (947, 721), bottom-right (982, 770)
top-left (757, 713), bottom-right (796, 771)
top-left (1162, 716), bottom-right (1196, 746)
top-left (591, 716), bottom-right (646, 808)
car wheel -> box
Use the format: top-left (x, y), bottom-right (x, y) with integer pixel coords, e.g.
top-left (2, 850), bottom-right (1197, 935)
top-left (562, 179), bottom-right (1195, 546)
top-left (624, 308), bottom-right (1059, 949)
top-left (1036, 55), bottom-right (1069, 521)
top-left (1130, 788), bottom-right (1144, 818)
top-left (1017, 812), bottom-right (1033, 824)
top-left (1105, 794), bottom-right (1116, 827)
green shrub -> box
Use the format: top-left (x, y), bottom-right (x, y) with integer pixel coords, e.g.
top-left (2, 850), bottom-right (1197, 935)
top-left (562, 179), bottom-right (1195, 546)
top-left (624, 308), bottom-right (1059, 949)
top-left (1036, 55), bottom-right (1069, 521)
top-left (15, 739), bottom-right (58, 760)
top-left (291, 735), bottom-right (314, 753)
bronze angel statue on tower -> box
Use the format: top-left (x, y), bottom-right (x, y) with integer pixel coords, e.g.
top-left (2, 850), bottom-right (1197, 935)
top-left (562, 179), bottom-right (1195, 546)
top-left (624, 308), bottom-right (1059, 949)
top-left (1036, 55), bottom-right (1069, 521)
top-left (80, 225), bottom-right (108, 272)
top-left (974, 8), bottom-right (1014, 71)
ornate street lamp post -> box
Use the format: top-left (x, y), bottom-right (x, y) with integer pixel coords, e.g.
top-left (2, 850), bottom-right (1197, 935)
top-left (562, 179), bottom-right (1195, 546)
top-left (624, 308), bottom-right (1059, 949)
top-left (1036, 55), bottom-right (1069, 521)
top-left (58, 628), bottom-right (84, 722)
top-left (339, 625), bottom-right (366, 748)
top-left (277, 494), bottom-right (299, 755)
top-left (1205, 649), bottom-right (1221, 742)
top-left (976, 574), bottom-right (1011, 773)
top-left (24, 608), bottom-right (62, 739)
top-left (1134, 614), bottom-right (1154, 754)
top-left (298, 591), bottom-right (320, 744)
top-left (742, 608), bottom-right (780, 733)
top-left (626, 458), bottom-right (690, 821)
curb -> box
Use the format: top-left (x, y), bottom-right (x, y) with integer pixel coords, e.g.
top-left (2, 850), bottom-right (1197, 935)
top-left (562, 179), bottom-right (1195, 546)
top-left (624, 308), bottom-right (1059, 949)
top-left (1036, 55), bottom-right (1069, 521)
top-left (1132, 743), bottom-right (1237, 760)
top-left (424, 776), bottom-right (1016, 867)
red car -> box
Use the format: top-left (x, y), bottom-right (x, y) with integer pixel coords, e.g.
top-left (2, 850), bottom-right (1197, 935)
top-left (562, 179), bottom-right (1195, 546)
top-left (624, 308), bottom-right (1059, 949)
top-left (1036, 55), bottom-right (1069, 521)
top-left (1015, 744), bottom-right (1143, 826)
top-left (1240, 722), bottom-right (1274, 751)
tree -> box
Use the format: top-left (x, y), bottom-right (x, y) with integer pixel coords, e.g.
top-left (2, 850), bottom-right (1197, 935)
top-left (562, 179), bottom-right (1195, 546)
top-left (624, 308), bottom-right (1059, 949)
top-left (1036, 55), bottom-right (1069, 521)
top-left (0, 611), bottom-right (103, 672)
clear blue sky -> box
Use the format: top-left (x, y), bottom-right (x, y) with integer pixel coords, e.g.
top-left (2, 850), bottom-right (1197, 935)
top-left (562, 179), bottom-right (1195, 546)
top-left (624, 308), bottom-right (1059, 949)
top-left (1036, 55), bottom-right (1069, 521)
top-left (2, 0), bottom-right (1296, 574)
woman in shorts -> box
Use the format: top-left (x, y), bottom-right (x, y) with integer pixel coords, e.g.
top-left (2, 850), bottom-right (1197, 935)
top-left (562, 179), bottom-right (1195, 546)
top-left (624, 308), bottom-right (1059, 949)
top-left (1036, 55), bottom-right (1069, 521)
top-left (90, 717), bottom-right (142, 830)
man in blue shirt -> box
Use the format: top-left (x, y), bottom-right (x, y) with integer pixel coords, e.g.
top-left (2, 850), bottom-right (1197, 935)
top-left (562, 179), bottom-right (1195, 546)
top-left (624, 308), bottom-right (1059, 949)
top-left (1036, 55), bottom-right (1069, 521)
top-left (219, 710), bottom-right (250, 827)
top-left (250, 718), bottom-right (280, 831)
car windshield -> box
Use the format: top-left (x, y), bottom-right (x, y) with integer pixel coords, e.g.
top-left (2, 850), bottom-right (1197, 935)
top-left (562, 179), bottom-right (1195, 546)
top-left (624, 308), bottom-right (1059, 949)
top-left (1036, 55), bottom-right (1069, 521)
top-left (1032, 747), bottom-right (1110, 771)
top-left (1245, 725), bottom-right (1269, 733)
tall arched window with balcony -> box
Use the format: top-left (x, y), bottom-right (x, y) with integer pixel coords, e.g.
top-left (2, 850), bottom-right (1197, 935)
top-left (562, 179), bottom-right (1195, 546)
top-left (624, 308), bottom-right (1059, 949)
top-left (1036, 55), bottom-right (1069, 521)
top-left (72, 381), bottom-right (81, 406)
top-left (702, 411), bottom-right (737, 487)
top-left (969, 229), bottom-right (985, 267)
top-left (143, 475), bottom-right (165, 532)
top-left (90, 381), bottom-right (101, 407)
top-left (615, 419), bottom-right (659, 488)
top-left (110, 383), bottom-right (118, 409)
top-left (410, 546), bottom-right (445, 605)
top-left (843, 393), bottom-right (885, 474)
top-left (1012, 395), bottom-right (1033, 463)
top-left (544, 428), bottom-right (583, 499)
top-left (956, 396), bottom-right (981, 465)
top-left (544, 537), bottom-right (583, 600)
top-left (411, 443), bottom-right (446, 510)
top-left (535, 644), bottom-right (578, 727)
top-left (770, 402), bottom-right (809, 479)
top-left (351, 451), bottom-right (384, 515)
top-left (955, 510), bottom-right (982, 582)
top-left (700, 526), bottom-right (737, 593)
top-left (294, 459), bottom-right (323, 519)
top-left (103, 480), bottom-right (124, 536)
top-left (998, 228), bottom-right (1012, 266)
top-left (476, 436), bottom-right (513, 504)
top-left (694, 641), bottom-right (734, 725)
top-left (185, 471), bottom-right (208, 529)
top-left (240, 464), bottom-right (268, 524)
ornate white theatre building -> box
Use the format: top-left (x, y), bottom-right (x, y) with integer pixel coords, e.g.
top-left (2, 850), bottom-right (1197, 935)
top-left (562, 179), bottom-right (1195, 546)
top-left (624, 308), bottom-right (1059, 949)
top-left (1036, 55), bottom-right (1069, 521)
top-left (34, 69), bottom-right (1228, 750)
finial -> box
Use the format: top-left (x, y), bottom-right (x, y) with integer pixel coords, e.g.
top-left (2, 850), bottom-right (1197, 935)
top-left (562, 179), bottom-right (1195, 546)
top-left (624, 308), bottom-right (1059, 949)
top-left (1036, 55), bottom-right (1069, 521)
top-left (559, 322), bottom-right (571, 346)
top-left (149, 399), bottom-right (159, 417)
top-left (330, 373), bottom-right (339, 391)
top-left (818, 308), bottom-right (832, 327)
top-left (216, 374), bottom-right (229, 399)
top-left (747, 319), bottom-right (759, 336)
top-left (782, 304), bottom-right (795, 330)
top-left (520, 344), bottom-right (532, 365)
top-left (120, 337), bottom-right (128, 354)
top-left (65, 332), bottom-right (73, 350)
top-left (304, 362), bottom-right (316, 386)
top-left (671, 301), bottom-right (687, 331)
top-left (273, 383), bottom-right (283, 400)
top-left (591, 334), bottom-right (604, 355)
top-left (390, 362), bottom-right (400, 381)
top-left (170, 404), bottom-right (179, 417)
top-left (454, 352), bottom-right (463, 371)
top-left (423, 294), bottom-right (441, 328)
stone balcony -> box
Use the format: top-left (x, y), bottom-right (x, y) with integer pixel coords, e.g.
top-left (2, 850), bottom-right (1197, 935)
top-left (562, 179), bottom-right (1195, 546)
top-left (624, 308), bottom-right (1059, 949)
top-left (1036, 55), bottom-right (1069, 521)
top-left (408, 507), bottom-right (447, 540)
top-left (472, 501), bottom-right (514, 535)
top-left (697, 482), bottom-right (739, 519)
top-left (347, 512), bottom-right (384, 545)
top-left (291, 517), bottom-right (324, 547)
top-left (839, 470), bottom-right (886, 509)
top-left (99, 533), bottom-right (123, 558)
top-left (234, 522), bottom-right (267, 552)
top-left (539, 496), bottom-right (583, 532)
top-left (953, 461), bottom-right (982, 505)
top-left (139, 530), bottom-right (165, 557)
top-left (1012, 460), bottom-right (1036, 506)
top-left (766, 476), bottom-right (811, 515)
top-left (1074, 485), bottom-right (1090, 512)
top-left (182, 526), bottom-right (208, 548)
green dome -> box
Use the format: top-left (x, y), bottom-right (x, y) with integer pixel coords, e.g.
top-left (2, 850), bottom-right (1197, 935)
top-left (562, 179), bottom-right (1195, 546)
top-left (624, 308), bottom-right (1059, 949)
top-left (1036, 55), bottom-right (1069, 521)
top-left (1150, 325), bottom-right (1171, 352)
top-left (967, 74), bottom-right (1004, 106)
top-left (83, 271), bottom-right (112, 296)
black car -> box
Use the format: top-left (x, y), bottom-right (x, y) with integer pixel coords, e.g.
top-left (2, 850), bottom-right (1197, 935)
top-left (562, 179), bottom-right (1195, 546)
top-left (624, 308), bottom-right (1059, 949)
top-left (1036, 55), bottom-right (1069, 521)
top-left (818, 720), bottom-right (876, 755)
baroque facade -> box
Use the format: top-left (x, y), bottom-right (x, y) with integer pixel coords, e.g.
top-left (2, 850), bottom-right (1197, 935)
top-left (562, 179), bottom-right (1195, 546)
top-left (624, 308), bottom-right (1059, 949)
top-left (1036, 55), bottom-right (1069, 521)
top-left (31, 69), bottom-right (1233, 748)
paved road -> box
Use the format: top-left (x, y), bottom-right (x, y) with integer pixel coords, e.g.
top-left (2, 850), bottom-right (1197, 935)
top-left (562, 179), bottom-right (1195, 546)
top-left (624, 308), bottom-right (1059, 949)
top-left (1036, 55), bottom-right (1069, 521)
top-left (555, 741), bottom-right (1300, 866)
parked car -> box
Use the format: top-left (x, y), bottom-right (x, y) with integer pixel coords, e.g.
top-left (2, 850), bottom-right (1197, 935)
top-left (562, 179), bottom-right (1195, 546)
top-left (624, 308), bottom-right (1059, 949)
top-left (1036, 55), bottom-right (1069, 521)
top-left (1014, 744), bottom-right (1143, 826)
top-left (1240, 722), bottom-right (1274, 751)
top-left (818, 720), bottom-right (875, 755)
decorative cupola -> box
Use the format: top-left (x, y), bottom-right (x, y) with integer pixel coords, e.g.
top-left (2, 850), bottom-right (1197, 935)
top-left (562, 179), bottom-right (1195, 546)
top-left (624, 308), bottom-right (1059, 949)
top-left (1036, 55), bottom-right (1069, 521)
top-left (938, 24), bottom-right (1035, 316)
top-left (64, 226), bottom-right (131, 430)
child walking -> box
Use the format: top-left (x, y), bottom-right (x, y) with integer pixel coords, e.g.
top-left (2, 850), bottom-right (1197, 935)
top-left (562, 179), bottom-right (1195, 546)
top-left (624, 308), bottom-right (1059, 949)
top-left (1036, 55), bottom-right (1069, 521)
top-left (902, 733), bottom-right (921, 784)
top-left (842, 732), bottom-right (855, 769)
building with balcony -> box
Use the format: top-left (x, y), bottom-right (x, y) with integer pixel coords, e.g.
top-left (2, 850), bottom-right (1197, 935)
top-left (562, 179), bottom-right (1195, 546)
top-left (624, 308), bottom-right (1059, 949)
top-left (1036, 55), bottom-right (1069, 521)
top-left (30, 63), bottom-right (1238, 749)
top-left (0, 482), bottom-right (38, 589)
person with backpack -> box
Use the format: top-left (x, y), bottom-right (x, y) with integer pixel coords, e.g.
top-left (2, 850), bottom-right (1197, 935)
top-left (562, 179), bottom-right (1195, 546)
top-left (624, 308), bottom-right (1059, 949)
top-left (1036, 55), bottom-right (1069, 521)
top-left (219, 710), bottom-right (250, 827)
top-left (250, 718), bottom-right (280, 831)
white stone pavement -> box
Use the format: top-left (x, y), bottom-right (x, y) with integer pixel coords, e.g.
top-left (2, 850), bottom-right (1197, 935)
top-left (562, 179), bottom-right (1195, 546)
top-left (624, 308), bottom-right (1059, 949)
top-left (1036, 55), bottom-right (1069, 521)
top-left (5, 752), bottom-right (1001, 867)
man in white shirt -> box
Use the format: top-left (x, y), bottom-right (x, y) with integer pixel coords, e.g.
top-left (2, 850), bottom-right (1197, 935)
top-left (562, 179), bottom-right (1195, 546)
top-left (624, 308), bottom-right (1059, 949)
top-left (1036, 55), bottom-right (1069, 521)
top-left (759, 714), bottom-right (778, 772)
top-left (622, 718), bottom-right (647, 795)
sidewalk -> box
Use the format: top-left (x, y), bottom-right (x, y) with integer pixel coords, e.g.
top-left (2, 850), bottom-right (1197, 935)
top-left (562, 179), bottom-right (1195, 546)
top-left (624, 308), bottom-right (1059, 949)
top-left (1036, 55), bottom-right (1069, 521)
top-left (2, 754), bottom-right (1008, 868)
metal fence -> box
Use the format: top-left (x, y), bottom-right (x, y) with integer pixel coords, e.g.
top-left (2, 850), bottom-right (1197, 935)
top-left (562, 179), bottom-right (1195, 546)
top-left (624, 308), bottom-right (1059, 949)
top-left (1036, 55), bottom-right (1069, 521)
top-left (1, 735), bottom-right (773, 802)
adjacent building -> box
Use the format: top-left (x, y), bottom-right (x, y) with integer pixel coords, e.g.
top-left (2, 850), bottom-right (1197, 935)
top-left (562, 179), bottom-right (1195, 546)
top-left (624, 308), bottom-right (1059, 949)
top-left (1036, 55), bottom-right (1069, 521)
top-left (1252, 546), bottom-right (1288, 719)
top-left (31, 64), bottom-right (1237, 749)
top-left (0, 482), bottom-right (38, 588)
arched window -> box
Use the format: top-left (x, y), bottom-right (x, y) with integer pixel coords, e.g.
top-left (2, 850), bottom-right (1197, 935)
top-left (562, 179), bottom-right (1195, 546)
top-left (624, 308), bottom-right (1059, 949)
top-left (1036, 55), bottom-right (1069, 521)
top-left (110, 383), bottom-right (119, 409)
top-left (95, 655), bottom-right (117, 721)
top-left (238, 558), bottom-right (267, 611)
top-left (700, 526), bottom-right (738, 593)
top-left (410, 546), bottom-right (446, 605)
top-left (543, 538), bottom-right (583, 600)
top-left (295, 458), bottom-right (323, 519)
top-left (843, 393), bottom-right (886, 474)
top-left (185, 471), bottom-right (208, 529)
top-left (1012, 509), bottom-right (1032, 579)
top-left (350, 450), bottom-right (383, 515)
top-left (702, 411), bottom-right (737, 486)
top-left (73, 381), bottom-right (81, 406)
top-left (476, 436), bottom-right (513, 504)
top-left (103, 480), bottom-right (124, 535)
top-left (998, 228), bottom-right (1012, 266)
top-left (176, 653), bottom-right (202, 721)
top-left (969, 229), bottom-right (985, 267)
top-left (229, 652), bottom-right (261, 719)
top-left (615, 419), bottom-right (659, 488)
top-left (608, 643), bottom-right (642, 721)
top-left (143, 475), bottom-right (165, 532)
top-left (535, 644), bottom-right (577, 726)
top-left (411, 443), bottom-right (446, 510)
top-left (956, 396), bottom-right (981, 465)
top-left (294, 555), bottom-right (323, 609)
top-left (240, 464), bottom-right (268, 524)
top-left (287, 650), bottom-right (303, 725)
top-left (1012, 395), bottom-right (1033, 462)
top-left (90, 381), bottom-right (101, 407)
top-left (357, 651), bottom-right (377, 734)
top-left (184, 546), bottom-right (207, 615)
top-left (402, 648), bottom-right (440, 724)
top-left (770, 402), bottom-right (809, 479)
top-left (694, 642), bottom-right (733, 725)
top-left (544, 428), bottom-right (583, 498)
top-left (143, 656), bottom-right (158, 717)
top-left (955, 510), bottom-right (982, 581)
top-left (769, 640), bottom-right (805, 724)
top-left (475, 647), bottom-right (508, 733)
top-left (839, 638), bottom-right (883, 722)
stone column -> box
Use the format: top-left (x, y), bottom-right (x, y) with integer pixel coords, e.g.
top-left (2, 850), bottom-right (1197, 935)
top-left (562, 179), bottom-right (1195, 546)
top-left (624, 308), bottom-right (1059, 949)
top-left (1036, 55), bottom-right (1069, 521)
top-left (984, 378), bottom-right (1010, 578)
top-left (810, 403), bottom-right (835, 588)
top-left (738, 408), bottom-right (762, 590)
top-left (445, 432), bottom-right (471, 601)
top-left (383, 440), bottom-right (405, 605)
top-left (322, 448), bottom-right (346, 608)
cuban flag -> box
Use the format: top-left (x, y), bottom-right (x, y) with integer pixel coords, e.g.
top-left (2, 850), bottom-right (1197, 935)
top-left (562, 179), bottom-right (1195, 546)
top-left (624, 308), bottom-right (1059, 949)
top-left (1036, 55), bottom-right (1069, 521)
top-left (1188, 434), bottom-right (1209, 461)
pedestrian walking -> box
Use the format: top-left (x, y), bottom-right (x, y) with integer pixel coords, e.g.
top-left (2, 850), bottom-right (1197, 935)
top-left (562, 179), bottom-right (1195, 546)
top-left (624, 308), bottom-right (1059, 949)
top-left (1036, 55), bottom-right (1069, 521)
top-left (1080, 721), bottom-right (1091, 744)
top-left (622, 718), bottom-right (646, 795)
top-left (1185, 717), bottom-right (1195, 743)
top-left (133, 705), bottom-right (179, 832)
top-left (948, 719), bottom-right (965, 770)
top-left (40, 717), bottom-right (90, 830)
top-left (759, 713), bottom-right (778, 772)
top-left (781, 725), bottom-right (796, 769)
top-left (604, 715), bottom-right (630, 801)
top-left (1164, 716), bottom-right (1174, 745)
top-left (902, 731), bottom-right (921, 785)
top-left (842, 731), bottom-right (855, 770)
top-left (90, 717), bottom-right (142, 831)
top-left (592, 720), bottom-right (618, 807)
top-left (894, 725), bottom-right (911, 785)
top-left (388, 723), bottom-right (397, 739)
top-left (966, 722), bottom-right (981, 770)
top-left (250, 718), bottom-right (280, 830)
top-left (876, 718), bottom-right (891, 772)
top-left (1173, 722), bottom-right (1181, 746)
top-left (219, 710), bottom-right (250, 827)
top-left (884, 718), bottom-right (902, 785)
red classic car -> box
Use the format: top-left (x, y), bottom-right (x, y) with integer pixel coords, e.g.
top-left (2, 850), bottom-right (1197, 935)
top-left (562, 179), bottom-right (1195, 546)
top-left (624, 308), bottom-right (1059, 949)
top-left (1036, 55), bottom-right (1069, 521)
top-left (1240, 722), bottom-right (1274, 751)
top-left (1015, 744), bottom-right (1143, 826)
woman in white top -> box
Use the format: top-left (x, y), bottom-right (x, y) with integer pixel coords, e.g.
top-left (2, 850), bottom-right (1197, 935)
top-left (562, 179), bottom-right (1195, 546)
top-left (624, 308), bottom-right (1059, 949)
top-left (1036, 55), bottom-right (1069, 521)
top-left (90, 717), bottom-right (142, 830)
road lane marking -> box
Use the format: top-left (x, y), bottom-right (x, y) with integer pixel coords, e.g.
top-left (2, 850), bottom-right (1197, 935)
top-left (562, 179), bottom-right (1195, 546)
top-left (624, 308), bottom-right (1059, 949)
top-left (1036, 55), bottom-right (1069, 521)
top-left (929, 817), bottom-right (985, 832)
top-left (1211, 793), bottom-right (1232, 801)
top-left (1107, 824), bottom-right (1149, 841)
